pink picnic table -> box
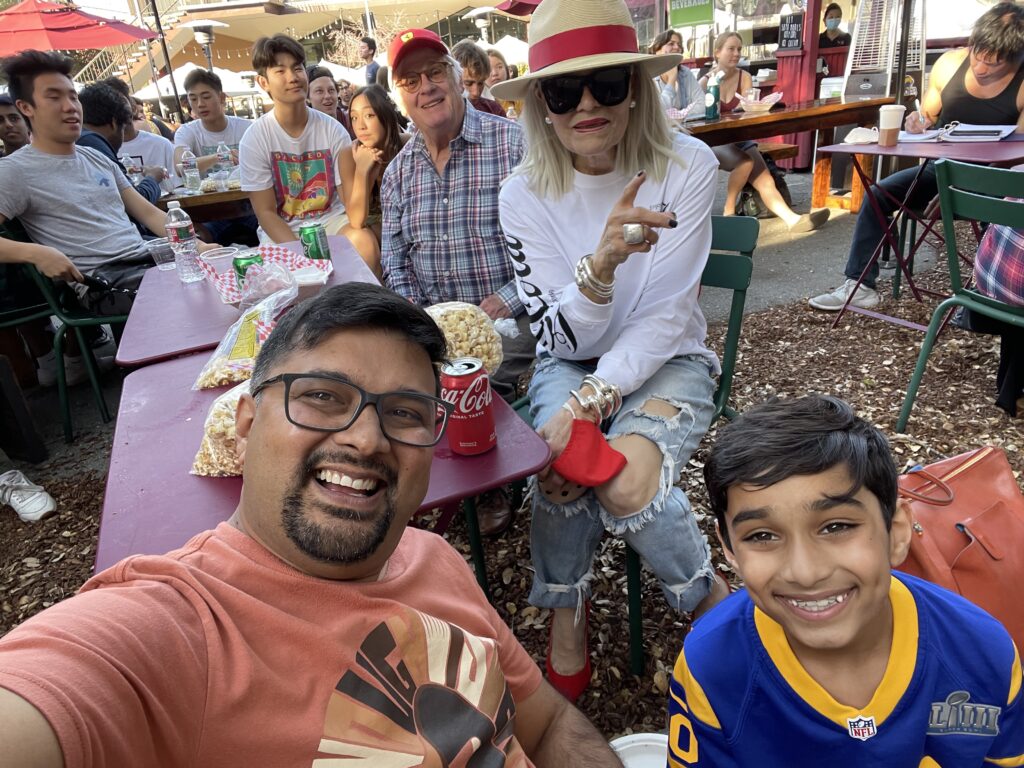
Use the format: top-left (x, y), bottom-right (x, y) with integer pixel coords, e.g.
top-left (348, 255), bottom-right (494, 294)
top-left (114, 235), bottom-right (379, 368)
top-left (96, 353), bottom-right (550, 597)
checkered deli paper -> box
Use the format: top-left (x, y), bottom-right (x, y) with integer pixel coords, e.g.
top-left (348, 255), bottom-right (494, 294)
top-left (198, 244), bottom-right (333, 305)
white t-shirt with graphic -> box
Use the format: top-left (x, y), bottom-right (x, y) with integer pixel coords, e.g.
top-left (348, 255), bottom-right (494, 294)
top-left (239, 107), bottom-right (351, 232)
top-left (121, 129), bottom-right (178, 188)
top-left (174, 115), bottom-right (252, 157)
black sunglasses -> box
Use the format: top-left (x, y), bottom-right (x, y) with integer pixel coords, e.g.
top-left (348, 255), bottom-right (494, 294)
top-left (540, 66), bottom-right (633, 115)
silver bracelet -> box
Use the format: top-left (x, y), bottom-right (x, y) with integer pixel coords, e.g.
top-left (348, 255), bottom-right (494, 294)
top-left (574, 255), bottom-right (614, 298)
top-left (569, 388), bottom-right (602, 420)
top-left (581, 374), bottom-right (622, 420)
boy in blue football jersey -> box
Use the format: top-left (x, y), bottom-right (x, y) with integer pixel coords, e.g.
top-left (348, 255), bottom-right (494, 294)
top-left (667, 395), bottom-right (1023, 768)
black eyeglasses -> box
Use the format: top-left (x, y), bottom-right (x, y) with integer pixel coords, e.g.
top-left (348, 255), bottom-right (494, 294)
top-left (540, 66), bottom-right (633, 115)
top-left (251, 373), bottom-right (453, 447)
top-left (395, 62), bottom-right (452, 94)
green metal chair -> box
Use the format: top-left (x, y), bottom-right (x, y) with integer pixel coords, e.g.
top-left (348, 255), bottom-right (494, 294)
top-left (22, 265), bottom-right (128, 442)
top-left (896, 159), bottom-right (1024, 432)
top-left (513, 215), bottom-right (759, 675)
top-left (1, 221), bottom-right (128, 441)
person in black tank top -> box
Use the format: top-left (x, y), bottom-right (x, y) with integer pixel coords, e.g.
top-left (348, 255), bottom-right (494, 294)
top-left (809, 1), bottom-right (1024, 312)
top-left (938, 54), bottom-right (1024, 126)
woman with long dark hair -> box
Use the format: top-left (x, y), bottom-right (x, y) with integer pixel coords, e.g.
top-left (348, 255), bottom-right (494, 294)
top-left (339, 85), bottom-right (409, 277)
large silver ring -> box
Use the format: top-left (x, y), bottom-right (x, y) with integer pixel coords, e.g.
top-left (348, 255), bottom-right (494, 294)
top-left (622, 223), bottom-right (645, 245)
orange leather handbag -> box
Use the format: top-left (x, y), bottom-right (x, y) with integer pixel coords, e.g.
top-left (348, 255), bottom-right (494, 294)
top-left (896, 447), bottom-right (1024, 651)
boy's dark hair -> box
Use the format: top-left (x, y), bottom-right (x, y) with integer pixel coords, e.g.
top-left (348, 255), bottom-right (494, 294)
top-left (183, 68), bottom-right (223, 94)
top-left (451, 40), bottom-right (491, 79)
top-left (704, 395), bottom-right (898, 549)
top-left (823, 2), bottom-right (842, 16)
top-left (362, 36), bottom-right (377, 54)
top-left (0, 94), bottom-right (14, 107)
top-left (100, 76), bottom-right (131, 98)
top-left (0, 50), bottom-right (73, 107)
top-left (252, 35), bottom-right (306, 77)
top-left (251, 283), bottom-right (448, 395)
top-left (305, 65), bottom-right (334, 84)
top-left (79, 83), bottom-right (133, 130)
top-left (970, 2), bottom-right (1024, 63)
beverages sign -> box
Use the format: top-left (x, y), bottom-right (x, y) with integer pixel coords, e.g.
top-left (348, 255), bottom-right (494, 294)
top-left (669, 0), bottom-right (713, 27)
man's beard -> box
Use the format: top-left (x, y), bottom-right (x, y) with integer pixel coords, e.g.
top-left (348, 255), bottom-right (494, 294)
top-left (281, 449), bottom-right (399, 564)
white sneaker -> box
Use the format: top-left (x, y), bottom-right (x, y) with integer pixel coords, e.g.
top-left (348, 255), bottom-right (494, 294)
top-left (808, 279), bottom-right (880, 311)
top-left (35, 350), bottom-right (58, 388)
top-left (63, 353), bottom-right (114, 387)
top-left (0, 470), bottom-right (57, 522)
top-left (36, 352), bottom-right (115, 388)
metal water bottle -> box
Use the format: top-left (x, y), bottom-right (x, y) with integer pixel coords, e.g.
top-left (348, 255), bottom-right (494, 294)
top-left (705, 74), bottom-right (720, 120)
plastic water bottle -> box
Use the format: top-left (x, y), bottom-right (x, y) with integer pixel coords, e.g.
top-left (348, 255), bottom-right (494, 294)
top-left (165, 201), bottom-right (204, 283)
top-left (181, 149), bottom-right (201, 194)
top-left (215, 142), bottom-right (233, 172)
top-left (704, 74), bottom-right (721, 120)
top-left (119, 154), bottom-right (143, 185)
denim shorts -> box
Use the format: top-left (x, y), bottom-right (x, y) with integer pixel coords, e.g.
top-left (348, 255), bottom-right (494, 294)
top-left (526, 353), bottom-right (717, 613)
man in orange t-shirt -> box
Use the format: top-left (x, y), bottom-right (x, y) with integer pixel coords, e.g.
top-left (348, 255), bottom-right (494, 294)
top-left (0, 282), bottom-right (624, 767)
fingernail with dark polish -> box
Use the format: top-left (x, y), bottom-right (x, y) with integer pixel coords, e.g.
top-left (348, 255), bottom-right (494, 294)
top-left (636, 169), bottom-right (645, 177)
top-left (668, 219), bottom-right (678, 228)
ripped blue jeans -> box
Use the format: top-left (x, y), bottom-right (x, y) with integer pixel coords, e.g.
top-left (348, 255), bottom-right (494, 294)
top-left (527, 353), bottom-right (717, 615)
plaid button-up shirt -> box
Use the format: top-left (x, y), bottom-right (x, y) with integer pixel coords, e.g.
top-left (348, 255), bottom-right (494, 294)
top-left (381, 103), bottom-right (525, 314)
top-left (976, 223), bottom-right (1024, 306)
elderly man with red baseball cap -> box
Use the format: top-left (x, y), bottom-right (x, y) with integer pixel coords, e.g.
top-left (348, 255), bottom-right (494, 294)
top-left (381, 28), bottom-right (533, 537)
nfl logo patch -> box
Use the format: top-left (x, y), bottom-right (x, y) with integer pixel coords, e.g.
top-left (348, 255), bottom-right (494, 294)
top-left (847, 715), bottom-right (877, 741)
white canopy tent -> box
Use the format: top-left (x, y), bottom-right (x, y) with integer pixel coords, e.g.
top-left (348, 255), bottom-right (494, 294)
top-left (491, 34), bottom-right (529, 67)
top-left (315, 59), bottom-right (366, 85)
top-left (134, 63), bottom-right (258, 100)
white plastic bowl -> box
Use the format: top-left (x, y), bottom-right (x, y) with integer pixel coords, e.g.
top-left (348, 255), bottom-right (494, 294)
top-left (740, 101), bottom-right (773, 114)
top-left (610, 733), bottom-right (669, 768)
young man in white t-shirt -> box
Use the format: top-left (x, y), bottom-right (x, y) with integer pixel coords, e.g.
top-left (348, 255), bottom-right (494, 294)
top-left (121, 100), bottom-right (177, 190)
top-left (173, 69), bottom-right (251, 178)
top-left (239, 34), bottom-right (351, 244)
top-left (174, 69), bottom-right (259, 245)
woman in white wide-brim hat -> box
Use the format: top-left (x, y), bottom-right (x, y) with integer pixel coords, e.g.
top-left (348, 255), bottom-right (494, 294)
top-left (494, 0), bottom-right (730, 703)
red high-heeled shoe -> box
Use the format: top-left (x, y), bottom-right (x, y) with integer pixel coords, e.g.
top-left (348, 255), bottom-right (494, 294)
top-left (545, 605), bottom-right (591, 703)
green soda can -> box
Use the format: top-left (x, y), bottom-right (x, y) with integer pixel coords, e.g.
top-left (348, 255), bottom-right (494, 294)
top-left (233, 251), bottom-right (263, 289)
top-left (299, 223), bottom-right (330, 260)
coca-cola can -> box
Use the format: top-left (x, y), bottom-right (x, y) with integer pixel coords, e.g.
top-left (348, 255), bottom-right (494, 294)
top-left (440, 357), bottom-right (497, 455)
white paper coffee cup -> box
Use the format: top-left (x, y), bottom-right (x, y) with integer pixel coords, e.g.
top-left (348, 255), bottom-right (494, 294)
top-left (878, 104), bottom-right (906, 129)
top-left (878, 105), bottom-right (906, 146)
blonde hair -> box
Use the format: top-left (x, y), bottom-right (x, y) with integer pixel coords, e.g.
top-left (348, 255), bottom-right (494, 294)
top-left (512, 71), bottom-right (682, 200)
top-left (713, 31), bottom-right (743, 56)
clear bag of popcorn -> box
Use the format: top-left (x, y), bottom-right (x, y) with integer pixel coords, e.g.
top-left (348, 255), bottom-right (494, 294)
top-left (425, 301), bottom-right (504, 375)
top-left (191, 380), bottom-right (248, 477)
top-left (193, 281), bottom-right (297, 390)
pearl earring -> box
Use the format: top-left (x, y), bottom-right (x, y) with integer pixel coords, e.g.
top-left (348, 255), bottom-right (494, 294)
top-left (629, 100), bottom-right (636, 108)
top-left (544, 116), bottom-right (553, 124)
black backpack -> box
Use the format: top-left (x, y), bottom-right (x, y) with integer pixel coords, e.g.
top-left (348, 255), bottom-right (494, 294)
top-left (735, 154), bottom-right (793, 218)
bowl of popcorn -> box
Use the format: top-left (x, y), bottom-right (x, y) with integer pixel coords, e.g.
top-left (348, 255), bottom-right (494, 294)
top-left (425, 301), bottom-right (504, 375)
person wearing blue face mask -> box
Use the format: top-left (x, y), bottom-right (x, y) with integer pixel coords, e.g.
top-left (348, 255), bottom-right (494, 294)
top-left (819, 3), bottom-right (852, 48)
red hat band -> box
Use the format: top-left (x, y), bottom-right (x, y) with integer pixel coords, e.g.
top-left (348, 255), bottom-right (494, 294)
top-left (528, 24), bottom-right (639, 73)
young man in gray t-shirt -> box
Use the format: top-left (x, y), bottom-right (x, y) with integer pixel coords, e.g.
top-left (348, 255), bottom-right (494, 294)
top-left (0, 50), bottom-right (215, 313)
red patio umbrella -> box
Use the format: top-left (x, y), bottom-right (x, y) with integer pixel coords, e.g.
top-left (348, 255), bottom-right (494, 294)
top-left (0, 0), bottom-right (156, 56)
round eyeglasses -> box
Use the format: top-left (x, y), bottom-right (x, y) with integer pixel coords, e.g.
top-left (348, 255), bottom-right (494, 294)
top-left (395, 62), bottom-right (452, 94)
top-left (251, 373), bottom-right (453, 447)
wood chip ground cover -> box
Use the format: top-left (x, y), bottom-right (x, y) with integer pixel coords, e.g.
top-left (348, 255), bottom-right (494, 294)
top-left (3, 260), bottom-right (1021, 739)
